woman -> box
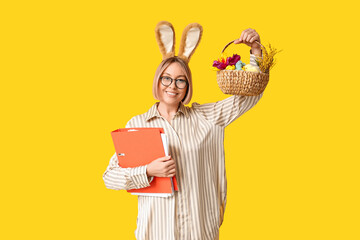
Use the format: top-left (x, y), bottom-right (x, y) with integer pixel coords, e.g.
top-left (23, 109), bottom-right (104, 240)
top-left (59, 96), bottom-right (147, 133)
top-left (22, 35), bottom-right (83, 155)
top-left (103, 21), bottom-right (264, 240)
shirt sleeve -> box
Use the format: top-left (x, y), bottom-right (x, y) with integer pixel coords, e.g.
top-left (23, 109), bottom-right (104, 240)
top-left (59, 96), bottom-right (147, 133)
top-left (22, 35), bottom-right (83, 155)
top-left (102, 152), bottom-right (154, 190)
top-left (192, 54), bottom-right (264, 128)
top-left (102, 119), bottom-right (154, 190)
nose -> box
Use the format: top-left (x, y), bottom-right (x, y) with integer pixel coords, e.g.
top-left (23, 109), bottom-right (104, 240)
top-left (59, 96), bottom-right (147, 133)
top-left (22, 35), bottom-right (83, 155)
top-left (168, 80), bottom-right (177, 89)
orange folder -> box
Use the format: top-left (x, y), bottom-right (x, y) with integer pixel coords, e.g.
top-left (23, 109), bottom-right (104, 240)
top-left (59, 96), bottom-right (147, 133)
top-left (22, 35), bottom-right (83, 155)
top-left (111, 127), bottom-right (178, 195)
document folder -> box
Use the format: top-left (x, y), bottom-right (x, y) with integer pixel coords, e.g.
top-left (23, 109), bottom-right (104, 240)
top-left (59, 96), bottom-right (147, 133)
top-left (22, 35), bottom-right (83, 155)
top-left (111, 127), bottom-right (178, 197)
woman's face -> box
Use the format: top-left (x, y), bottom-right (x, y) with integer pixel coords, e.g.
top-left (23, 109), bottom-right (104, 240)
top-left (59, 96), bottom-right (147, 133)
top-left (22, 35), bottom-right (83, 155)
top-left (158, 62), bottom-right (188, 106)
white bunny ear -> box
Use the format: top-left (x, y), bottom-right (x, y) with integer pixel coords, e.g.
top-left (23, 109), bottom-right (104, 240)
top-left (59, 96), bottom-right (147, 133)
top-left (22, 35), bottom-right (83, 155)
top-left (155, 21), bottom-right (175, 59)
top-left (178, 23), bottom-right (203, 63)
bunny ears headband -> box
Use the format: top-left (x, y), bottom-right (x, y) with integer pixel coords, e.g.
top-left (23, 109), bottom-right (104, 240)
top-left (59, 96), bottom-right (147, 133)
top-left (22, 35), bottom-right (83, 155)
top-left (155, 21), bottom-right (203, 63)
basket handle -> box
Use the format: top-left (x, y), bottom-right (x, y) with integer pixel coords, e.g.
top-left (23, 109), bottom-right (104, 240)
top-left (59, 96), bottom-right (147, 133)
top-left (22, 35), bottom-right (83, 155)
top-left (221, 40), bottom-right (263, 53)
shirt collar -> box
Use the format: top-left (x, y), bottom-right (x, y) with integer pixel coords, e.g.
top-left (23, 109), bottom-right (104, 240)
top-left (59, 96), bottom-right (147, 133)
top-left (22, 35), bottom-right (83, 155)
top-left (145, 101), bottom-right (189, 121)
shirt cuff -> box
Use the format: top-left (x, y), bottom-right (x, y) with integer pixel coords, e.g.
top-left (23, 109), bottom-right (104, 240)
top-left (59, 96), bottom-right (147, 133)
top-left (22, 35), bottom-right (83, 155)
top-left (145, 165), bottom-right (154, 183)
top-left (128, 165), bottom-right (152, 189)
top-left (250, 54), bottom-right (260, 67)
top-left (148, 176), bottom-right (154, 183)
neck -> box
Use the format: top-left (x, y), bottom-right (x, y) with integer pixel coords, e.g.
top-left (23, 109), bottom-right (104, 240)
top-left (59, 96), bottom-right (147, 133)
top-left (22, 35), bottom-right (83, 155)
top-left (157, 101), bottom-right (180, 117)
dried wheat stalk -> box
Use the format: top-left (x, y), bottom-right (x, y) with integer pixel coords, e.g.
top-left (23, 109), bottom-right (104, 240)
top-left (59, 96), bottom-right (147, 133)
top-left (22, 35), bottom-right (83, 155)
top-left (255, 43), bottom-right (282, 74)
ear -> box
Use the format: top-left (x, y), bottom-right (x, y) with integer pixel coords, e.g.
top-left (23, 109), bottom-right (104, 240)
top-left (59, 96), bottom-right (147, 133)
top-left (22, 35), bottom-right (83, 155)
top-left (155, 21), bottom-right (175, 59)
top-left (178, 23), bottom-right (203, 63)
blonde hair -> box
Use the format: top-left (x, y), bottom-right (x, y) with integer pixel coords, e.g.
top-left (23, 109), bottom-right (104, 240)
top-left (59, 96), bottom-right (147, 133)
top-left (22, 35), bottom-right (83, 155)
top-left (152, 57), bottom-right (193, 105)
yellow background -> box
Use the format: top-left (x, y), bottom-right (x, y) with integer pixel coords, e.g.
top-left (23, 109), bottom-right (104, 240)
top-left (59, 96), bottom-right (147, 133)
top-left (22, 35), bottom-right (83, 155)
top-left (1, 0), bottom-right (359, 239)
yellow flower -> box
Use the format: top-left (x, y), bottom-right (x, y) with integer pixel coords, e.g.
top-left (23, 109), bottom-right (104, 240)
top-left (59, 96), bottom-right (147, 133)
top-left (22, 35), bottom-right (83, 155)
top-left (225, 65), bottom-right (235, 70)
top-left (212, 66), bottom-right (221, 71)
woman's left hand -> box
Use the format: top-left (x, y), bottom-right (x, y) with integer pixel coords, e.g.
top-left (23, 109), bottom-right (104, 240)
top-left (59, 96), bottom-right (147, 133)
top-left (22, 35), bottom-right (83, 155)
top-left (234, 28), bottom-right (261, 55)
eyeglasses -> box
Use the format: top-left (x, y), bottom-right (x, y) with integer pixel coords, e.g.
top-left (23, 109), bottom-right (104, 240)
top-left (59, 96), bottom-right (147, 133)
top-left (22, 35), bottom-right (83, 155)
top-left (160, 76), bottom-right (188, 89)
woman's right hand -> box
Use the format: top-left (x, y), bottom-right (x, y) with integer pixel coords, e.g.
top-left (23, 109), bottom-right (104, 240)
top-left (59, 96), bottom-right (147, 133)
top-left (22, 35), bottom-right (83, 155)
top-left (146, 156), bottom-right (176, 177)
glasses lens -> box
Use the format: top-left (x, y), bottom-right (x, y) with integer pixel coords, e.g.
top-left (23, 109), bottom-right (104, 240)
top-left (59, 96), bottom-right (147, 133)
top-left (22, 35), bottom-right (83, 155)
top-left (176, 79), bottom-right (187, 89)
top-left (161, 77), bottom-right (172, 86)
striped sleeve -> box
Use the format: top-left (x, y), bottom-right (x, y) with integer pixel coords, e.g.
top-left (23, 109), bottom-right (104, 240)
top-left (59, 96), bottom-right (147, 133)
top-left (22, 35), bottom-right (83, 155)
top-left (250, 53), bottom-right (261, 66)
top-left (102, 153), bottom-right (153, 190)
top-left (102, 119), bottom-right (154, 190)
top-left (192, 54), bottom-right (264, 128)
top-left (192, 93), bottom-right (263, 127)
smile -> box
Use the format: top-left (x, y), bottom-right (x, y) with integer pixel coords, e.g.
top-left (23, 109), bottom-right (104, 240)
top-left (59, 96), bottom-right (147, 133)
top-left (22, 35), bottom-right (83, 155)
top-left (166, 91), bottom-right (178, 96)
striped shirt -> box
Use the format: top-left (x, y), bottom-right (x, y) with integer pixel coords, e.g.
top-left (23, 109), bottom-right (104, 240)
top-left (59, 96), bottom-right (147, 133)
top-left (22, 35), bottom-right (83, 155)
top-left (103, 54), bottom-right (263, 240)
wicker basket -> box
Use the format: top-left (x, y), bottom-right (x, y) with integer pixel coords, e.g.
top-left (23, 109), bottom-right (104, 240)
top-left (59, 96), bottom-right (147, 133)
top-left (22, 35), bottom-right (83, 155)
top-left (216, 40), bottom-right (269, 96)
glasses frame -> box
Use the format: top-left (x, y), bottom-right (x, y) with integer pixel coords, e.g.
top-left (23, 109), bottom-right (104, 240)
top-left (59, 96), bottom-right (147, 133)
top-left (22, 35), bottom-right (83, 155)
top-left (160, 76), bottom-right (188, 89)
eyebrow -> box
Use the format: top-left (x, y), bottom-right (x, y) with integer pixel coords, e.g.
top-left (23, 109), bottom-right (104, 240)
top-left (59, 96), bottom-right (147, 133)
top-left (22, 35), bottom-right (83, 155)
top-left (163, 72), bottom-right (186, 78)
